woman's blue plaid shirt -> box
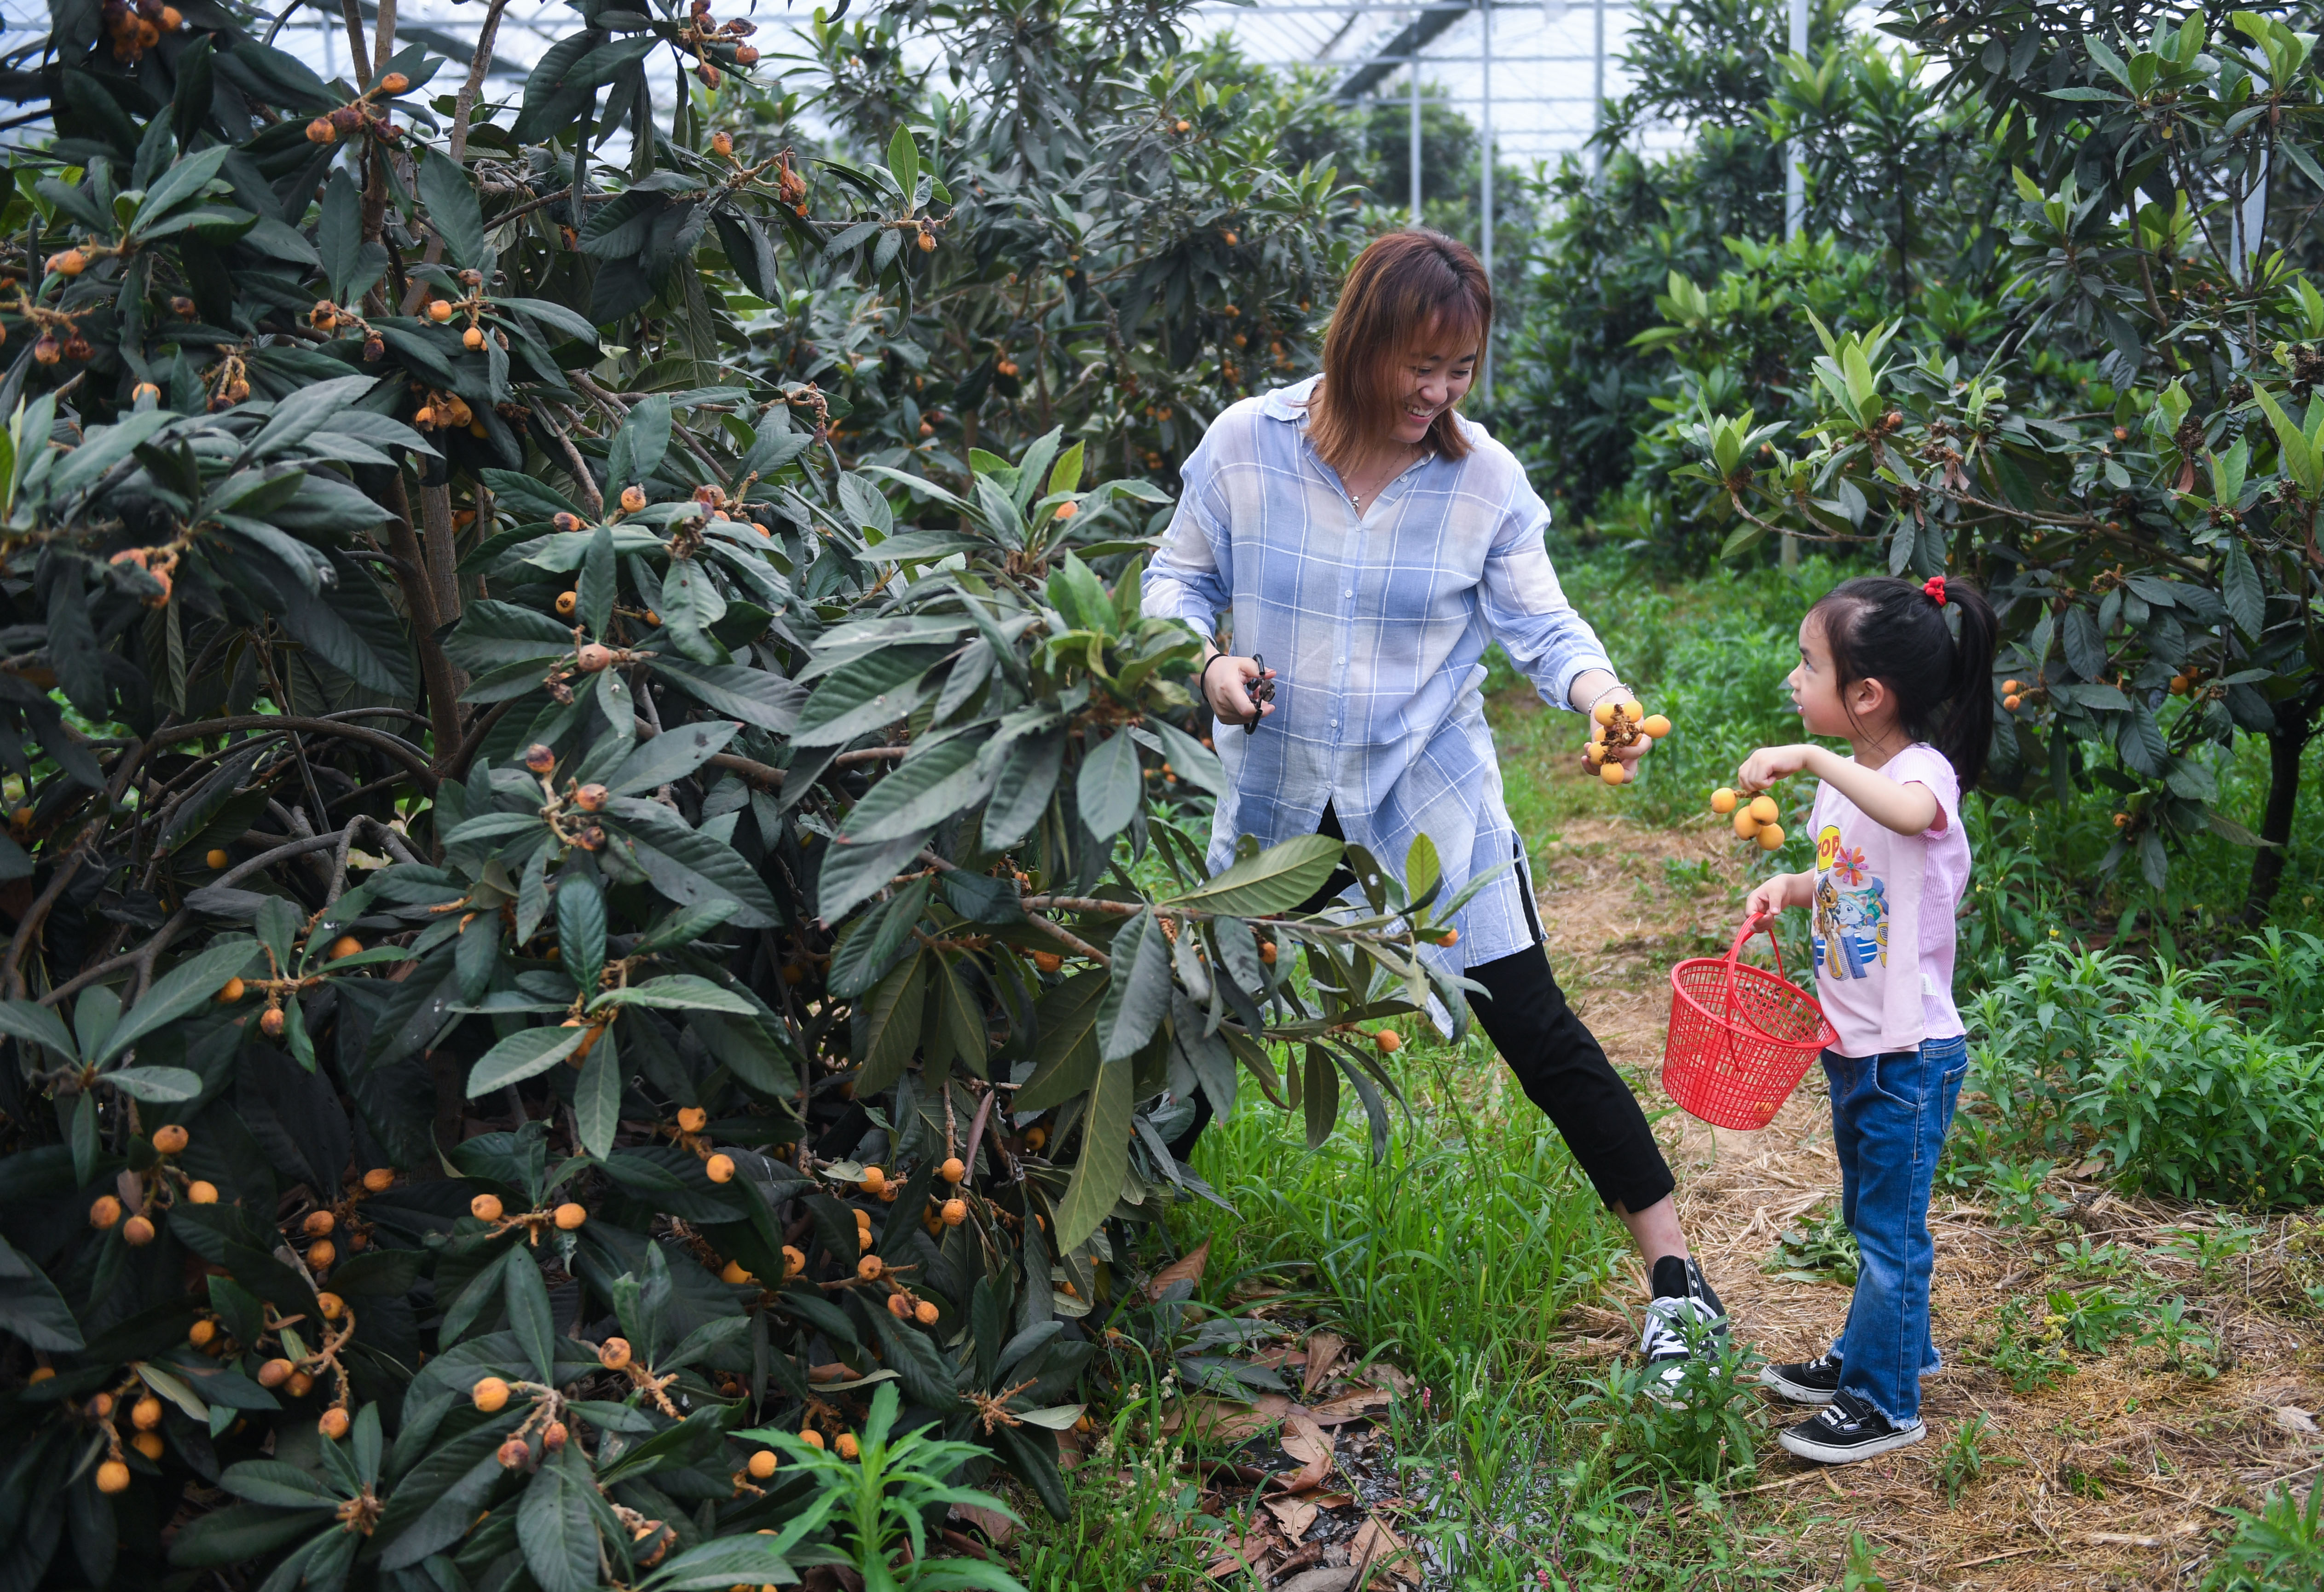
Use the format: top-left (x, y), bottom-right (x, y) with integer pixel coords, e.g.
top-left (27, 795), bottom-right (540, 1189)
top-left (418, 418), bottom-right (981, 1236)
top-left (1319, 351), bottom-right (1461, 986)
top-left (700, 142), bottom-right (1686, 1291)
top-left (1139, 375), bottom-right (1614, 969)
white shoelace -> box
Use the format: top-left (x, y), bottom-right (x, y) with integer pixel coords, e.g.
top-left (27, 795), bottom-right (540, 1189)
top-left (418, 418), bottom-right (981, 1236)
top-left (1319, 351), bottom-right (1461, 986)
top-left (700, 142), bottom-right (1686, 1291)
top-left (1640, 1296), bottom-right (1713, 1361)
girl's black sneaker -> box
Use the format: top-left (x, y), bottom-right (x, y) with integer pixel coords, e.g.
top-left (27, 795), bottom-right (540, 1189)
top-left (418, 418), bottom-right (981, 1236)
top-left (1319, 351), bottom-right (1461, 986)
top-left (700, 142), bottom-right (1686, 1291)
top-left (1777, 1389), bottom-right (1925, 1464)
top-left (1760, 1350), bottom-right (1843, 1404)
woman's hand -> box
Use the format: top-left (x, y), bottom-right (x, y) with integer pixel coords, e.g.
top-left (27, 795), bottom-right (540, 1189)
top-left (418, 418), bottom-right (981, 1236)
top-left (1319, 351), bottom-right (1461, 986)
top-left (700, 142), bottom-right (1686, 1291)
top-left (1736, 743), bottom-right (1821, 794)
top-left (1202, 653), bottom-right (1276, 729)
top-left (1744, 871), bottom-right (1814, 918)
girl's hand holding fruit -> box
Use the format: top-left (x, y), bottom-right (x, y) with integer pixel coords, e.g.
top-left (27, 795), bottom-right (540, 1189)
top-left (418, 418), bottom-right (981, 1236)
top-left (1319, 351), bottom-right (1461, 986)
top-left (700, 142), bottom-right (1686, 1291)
top-left (1712, 742), bottom-right (1815, 852)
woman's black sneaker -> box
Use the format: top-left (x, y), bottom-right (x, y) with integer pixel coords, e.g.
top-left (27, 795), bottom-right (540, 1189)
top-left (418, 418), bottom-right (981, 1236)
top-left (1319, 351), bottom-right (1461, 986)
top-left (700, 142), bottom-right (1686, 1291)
top-left (1760, 1350), bottom-right (1842, 1404)
top-left (1777, 1389), bottom-right (1926, 1464)
top-left (1640, 1257), bottom-right (1730, 1406)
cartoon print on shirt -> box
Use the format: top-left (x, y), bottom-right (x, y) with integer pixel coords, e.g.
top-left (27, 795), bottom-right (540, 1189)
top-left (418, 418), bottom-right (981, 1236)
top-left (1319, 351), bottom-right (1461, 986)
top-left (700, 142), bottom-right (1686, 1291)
top-left (1814, 823), bottom-right (1888, 980)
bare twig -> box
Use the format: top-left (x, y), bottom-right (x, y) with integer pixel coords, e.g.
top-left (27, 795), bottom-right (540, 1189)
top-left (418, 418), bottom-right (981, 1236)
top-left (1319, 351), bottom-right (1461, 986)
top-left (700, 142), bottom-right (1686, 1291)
top-left (533, 403), bottom-right (604, 514)
top-left (3, 741), bottom-right (148, 1000)
top-left (336, 0), bottom-right (370, 83)
top-left (441, 698), bottom-right (520, 784)
top-left (446, 0), bottom-right (510, 166)
top-left (1022, 913), bottom-right (1112, 967)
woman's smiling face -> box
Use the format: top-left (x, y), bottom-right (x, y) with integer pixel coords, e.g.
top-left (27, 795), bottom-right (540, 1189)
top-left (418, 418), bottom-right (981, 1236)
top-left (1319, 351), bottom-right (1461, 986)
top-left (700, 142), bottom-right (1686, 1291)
top-left (1390, 337), bottom-right (1477, 445)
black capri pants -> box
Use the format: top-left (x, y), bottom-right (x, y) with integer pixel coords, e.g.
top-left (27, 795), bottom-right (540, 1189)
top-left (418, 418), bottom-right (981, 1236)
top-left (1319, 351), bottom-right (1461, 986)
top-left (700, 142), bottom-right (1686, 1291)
top-left (1169, 806), bottom-right (1677, 1216)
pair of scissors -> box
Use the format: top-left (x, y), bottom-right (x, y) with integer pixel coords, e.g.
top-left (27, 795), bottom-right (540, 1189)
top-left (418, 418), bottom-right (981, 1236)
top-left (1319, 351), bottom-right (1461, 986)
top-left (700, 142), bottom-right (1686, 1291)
top-left (1244, 653), bottom-right (1276, 734)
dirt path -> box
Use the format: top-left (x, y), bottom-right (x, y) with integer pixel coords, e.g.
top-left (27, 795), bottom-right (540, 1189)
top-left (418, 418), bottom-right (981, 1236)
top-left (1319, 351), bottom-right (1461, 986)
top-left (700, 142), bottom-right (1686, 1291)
top-left (1520, 808), bottom-right (2324, 1591)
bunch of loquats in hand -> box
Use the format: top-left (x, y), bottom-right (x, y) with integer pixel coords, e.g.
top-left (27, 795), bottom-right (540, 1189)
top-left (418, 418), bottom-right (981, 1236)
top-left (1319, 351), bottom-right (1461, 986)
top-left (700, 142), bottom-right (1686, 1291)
top-left (1583, 698), bottom-right (1672, 786)
top-left (1711, 786), bottom-right (1786, 851)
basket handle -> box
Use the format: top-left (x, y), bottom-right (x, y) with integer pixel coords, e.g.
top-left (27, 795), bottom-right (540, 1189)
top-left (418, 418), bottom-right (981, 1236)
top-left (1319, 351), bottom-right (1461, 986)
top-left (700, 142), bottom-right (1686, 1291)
top-left (1729, 911), bottom-right (1786, 980)
top-left (1718, 911), bottom-right (1786, 1017)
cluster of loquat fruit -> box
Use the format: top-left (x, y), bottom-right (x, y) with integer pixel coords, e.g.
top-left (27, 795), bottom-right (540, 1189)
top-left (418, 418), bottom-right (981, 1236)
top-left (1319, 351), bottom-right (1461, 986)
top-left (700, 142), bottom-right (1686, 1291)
top-left (302, 72), bottom-right (410, 146)
top-left (100, 0), bottom-right (183, 61)
top-left (1710, 787), bottom-right (1786, 851)
top-left (1582, 698), bottom-right (1672, 786)
top-left (87, 1122), bottom-right (205, 1246)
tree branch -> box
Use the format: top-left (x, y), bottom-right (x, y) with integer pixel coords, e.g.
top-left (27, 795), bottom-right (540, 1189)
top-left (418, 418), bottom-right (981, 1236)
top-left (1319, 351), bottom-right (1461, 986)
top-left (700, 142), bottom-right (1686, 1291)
top-left (532, 403), bottom-right (604, 515)
top-left (381, 471), bottom-right (469, 766)
top-left (337, 0), bottom-right (371, 84)
top-left (152, 716), bottom-right (440, 791)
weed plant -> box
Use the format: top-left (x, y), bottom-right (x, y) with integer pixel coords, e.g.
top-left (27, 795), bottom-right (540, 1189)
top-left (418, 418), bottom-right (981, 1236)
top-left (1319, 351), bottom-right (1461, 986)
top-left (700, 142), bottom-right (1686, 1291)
top-left (1564, 1316), bottom-right (1764, 1487)
top-left (1006, 1393), bottom-right (1225, 1592)
top-left (1977, 1300), bottom-right (2078, 1393)
top-left (1762, 1203), bottom-right (1861, 1286)
top-left (1961, 944), bottom-right (2324, 1204)
top-left (1934, 1413), bottom-right (2017, 1505)
top-left (2205, 1481), bottom-right (2324, 1592)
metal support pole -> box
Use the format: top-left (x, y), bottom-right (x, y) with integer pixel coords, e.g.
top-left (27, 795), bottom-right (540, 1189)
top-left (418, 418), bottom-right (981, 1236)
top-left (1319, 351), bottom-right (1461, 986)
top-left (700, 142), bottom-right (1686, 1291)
top-left (1479, 0), bottom-right (1493, 395)
top-left (1785, 0), bottom-right (1806, 242)
top-left (1781, 0), bottom-right (1807, 571)
top-left (1411, 48), bottom-right (1423, 225)
top-left (1592, 0), bottom-right (1605, 174)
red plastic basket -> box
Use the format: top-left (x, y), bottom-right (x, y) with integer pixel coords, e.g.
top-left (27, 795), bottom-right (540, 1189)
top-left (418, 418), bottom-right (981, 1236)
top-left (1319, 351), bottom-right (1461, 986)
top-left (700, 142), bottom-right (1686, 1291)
top-left (1662, 912), bottom-right (1839, 1131)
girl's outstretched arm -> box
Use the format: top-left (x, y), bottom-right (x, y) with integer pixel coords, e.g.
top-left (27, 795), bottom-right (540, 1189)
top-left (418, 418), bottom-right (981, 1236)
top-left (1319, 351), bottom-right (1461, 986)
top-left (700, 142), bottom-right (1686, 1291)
top-left (1736, 744), bottom-right (1942, 836)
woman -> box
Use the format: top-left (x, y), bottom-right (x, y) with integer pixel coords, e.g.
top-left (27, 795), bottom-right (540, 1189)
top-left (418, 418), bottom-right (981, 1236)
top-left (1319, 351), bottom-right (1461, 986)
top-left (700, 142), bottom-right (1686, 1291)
top-left (1140, 229), bottom-right (1725, 1393)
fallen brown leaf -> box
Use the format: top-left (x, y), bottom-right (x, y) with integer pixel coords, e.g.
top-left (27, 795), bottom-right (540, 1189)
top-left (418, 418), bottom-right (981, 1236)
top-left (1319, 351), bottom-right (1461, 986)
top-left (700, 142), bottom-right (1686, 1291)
top-left (1264, 1494), bottom-right (1319, 1538)
top-left (1174, 1395), bottom-right (1288, 1443)
top-left (1147, 1237), bottom-right (1212, 1302)
top-left (1272, 1413), bottom-right (1334, 1494)
top-left (1307, 1386), bottom-right (1393, 1424)
top-left (1303, 1330), bottom-right (1346, 1393)
top-left (948, 1502), bottom-right (1018, 1548)
top-left (1351, 1515), bottom-right (1422, 1586)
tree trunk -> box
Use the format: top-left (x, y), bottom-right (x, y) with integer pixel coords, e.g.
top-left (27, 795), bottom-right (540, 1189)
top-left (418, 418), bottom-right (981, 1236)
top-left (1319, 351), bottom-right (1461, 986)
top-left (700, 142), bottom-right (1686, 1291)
top-left (2244, 682), bottom-right (2321, 924)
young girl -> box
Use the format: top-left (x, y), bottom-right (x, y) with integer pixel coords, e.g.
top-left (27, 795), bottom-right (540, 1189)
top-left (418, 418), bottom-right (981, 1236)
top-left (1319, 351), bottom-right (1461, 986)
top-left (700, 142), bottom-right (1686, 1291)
top-left (1735, 573), bottom-right (1997, 1463)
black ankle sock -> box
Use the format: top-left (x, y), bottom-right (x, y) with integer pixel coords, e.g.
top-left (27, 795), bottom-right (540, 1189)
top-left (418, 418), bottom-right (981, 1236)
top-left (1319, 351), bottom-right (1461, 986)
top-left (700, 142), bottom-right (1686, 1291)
top-left (1651, 1255), bottom-right (1690, 1299)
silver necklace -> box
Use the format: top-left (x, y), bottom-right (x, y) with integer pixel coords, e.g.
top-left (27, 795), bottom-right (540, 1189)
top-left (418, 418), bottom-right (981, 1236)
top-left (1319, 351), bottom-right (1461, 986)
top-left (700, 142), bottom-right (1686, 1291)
top-left (1346, 442), bottom-right (1422, 509)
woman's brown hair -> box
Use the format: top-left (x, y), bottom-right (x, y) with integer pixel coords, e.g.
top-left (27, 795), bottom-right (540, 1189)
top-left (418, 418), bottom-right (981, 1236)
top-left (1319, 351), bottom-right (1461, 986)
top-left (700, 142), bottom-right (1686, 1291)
top-left (1309, 228), bottom-right (1491, 467)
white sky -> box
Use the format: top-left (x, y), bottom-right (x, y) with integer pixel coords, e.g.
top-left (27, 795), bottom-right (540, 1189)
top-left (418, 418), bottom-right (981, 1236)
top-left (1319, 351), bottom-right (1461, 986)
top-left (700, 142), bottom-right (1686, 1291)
top-left (0, 0), bottom-right (1689, 170)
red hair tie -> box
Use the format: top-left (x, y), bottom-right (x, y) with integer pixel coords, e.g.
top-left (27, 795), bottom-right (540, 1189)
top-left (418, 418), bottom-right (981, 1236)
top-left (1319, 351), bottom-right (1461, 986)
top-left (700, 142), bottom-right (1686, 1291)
top-left (1922, 575), bottom-right (1948, 607)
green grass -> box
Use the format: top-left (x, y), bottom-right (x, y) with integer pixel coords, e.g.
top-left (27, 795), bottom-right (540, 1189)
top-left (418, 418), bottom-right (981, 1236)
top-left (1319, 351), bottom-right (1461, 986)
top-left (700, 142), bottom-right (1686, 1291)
top-left (1175, 1027), bottom-right (1629, 1385)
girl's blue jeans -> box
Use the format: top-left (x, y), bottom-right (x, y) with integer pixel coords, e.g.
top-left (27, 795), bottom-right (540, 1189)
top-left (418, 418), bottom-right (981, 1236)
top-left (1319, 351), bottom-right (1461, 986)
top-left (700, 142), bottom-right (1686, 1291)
top-left (1821, 1034), bottom-right (1971, 1425)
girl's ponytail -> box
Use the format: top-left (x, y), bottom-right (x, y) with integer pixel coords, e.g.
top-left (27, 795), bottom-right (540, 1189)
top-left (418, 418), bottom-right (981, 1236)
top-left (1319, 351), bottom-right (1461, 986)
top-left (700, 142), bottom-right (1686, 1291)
top-left (1810, 574), bottom-right (2000, 790)
top-left (1932, 581), bottom-right (1998, 790)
